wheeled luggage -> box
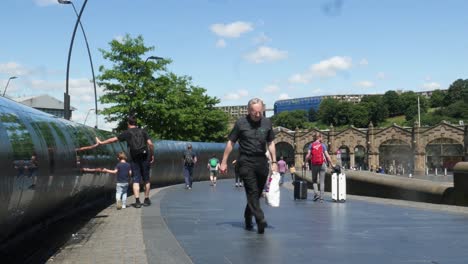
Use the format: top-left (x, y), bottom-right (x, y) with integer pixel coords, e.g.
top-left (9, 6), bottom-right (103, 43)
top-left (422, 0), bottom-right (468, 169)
top-left (293, 180), bottom-right (308, 200)
top-left (331, 172), bottom-right (346, 202)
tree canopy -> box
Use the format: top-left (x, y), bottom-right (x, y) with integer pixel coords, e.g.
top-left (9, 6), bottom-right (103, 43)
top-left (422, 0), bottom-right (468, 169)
top-left (96, 34), bottom-right (229, 142)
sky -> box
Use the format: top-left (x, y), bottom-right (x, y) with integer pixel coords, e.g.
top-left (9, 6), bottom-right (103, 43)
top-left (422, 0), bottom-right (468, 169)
top-left (1, 0), bottom-right (468, 131)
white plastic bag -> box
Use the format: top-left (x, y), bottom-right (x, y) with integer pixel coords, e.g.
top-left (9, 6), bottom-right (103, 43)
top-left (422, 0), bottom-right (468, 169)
top-left (265, 172), bottom-right (281, 207)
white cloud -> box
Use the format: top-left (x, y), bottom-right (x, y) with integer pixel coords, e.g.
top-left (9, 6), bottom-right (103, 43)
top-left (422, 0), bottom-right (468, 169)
top-left (210, 21), bottom-right (253, 38)
top-left (359, 58), bottom-right (368, 66)
top-left (0, 62), bottom-right (32, 76)
top-left (223, 89), bottom-right (249, 100)
top-left (376, 72), bottom-right (386, 80)
top-left (288, 56), bottom-right (352, 84)
top-left (253, 33), bottom-right (272, 45)
top-left (263, 84), bottom-right (279, 93)
top-left (355, 81), bottom-right (375, 88)
top-left (278, 93), bottom-right (289, 100)
top-left (114, 35), bottom-right (125, 43)
top-left (310, 56), bottom-right (352, 77)
top-left (34, 0), bottom-right (57, 6)
top-left (215, 39), bottom-right (226, 48)
top-left (422, 82), bottom-right (441, 90)
top-left (244, 46), bottom-right (288, 64)
top-left (288, 73), bottom-right (312, 84)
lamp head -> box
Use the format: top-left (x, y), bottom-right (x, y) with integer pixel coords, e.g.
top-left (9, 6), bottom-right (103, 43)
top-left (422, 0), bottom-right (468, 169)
top-left (58, 0), bottom-right (72, 4)
top-left (147, 56), bottom-right (163, 60)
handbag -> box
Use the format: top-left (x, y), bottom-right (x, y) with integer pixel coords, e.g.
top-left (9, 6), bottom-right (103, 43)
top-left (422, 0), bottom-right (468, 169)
top-left (265, 171), bottom-right (281, 207)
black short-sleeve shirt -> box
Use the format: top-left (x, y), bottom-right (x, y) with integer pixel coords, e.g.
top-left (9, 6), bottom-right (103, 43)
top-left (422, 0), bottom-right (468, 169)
top-left (117, 127), bottom-right (149, 150)
top-left (228, 115), bottom-right (275, 156)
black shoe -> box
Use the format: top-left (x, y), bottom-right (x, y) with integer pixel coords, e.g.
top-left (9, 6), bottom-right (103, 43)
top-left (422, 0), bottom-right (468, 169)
top-left (245, 218), bottom-right (254, 231)
top-left (313, 194), bottom-right (320, 201)
top-left (257, 220), bottom-right (267, 234)
top-left (143, 198), bottom-right (151, 206)
top-left (134, 200), bottom-right (142, 208)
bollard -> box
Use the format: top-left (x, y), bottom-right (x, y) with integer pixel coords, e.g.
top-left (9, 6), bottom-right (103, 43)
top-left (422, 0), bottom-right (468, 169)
top-left (435, 168), bottom-right (438, 176)
top-left (444, 168), bottom-right (447, 176)
top-left (426, 167), bottom-right (429, 175)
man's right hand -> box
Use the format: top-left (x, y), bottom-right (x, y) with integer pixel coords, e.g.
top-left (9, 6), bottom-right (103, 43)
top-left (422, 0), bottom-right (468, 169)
top-left (219, 162), bottom-right (228, 174)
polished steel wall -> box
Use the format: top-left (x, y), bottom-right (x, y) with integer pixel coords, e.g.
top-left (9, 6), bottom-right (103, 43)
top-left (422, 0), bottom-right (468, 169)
top-left (0, 96), bottom-right (235, 243)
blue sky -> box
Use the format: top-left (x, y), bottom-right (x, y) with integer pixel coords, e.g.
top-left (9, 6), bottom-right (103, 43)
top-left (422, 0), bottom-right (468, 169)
top-left (1, 0), bottom-right (468, 131)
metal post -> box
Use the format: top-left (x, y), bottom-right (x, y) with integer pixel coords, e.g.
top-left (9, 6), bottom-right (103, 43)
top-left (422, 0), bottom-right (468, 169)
top-left (2, 76), bottom-right (18, 97)
top-left (63, 0), bottom-right (89, 120)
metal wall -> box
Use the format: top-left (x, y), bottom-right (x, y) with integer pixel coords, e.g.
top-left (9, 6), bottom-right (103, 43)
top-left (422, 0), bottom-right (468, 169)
top-left (0, 96), bottom-right (236, 243)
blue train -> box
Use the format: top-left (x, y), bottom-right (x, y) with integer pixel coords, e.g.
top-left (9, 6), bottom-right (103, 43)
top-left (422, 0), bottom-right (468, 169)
top-left (0, 96), bottom-right (236, 245)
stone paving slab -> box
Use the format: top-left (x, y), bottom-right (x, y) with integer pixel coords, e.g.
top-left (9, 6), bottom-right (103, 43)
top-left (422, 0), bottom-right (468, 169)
top-left (48, 177), bottom-right (468, 264)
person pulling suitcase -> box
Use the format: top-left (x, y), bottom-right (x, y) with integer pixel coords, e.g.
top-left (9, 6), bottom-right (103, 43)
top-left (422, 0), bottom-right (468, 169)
top-left (305, 133), bottom-right (334, 203)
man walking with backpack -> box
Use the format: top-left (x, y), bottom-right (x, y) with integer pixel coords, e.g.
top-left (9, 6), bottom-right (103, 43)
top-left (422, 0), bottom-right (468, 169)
top-left (305, 133), bottom-right (334, 202)
top-left (183, 144), bottom-right (197, 189)
top-left (96, 116), bottom-right (154, 208)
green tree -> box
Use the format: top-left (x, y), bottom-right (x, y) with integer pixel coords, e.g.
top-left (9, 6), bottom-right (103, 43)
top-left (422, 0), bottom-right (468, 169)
top-left (360, 95), bottom-right (388, 125)
top-left (271, 110), bottom-right (308, 130)
top-left (97, 34), bottom-right (228, 141)
top-left (430, 89), bottom-right (445, 108)
top-left (444, 79), bottom-right (468, 105)
top-left (383, 90), bottom-right (402, 117)
top-left (349, 104), bottom-right (370, 127)
top-left (317, 98), bottom-right (339, 126)
top-left (308, 107), bottom-right (317, 122)
top-left (399, 91), bottom-right (428, 121)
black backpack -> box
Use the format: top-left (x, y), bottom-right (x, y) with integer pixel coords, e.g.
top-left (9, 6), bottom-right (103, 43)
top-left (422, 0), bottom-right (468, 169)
top-left (129, 128), bottom-right (147, 159)
top-left (184, 150), bottom-right (194, 165)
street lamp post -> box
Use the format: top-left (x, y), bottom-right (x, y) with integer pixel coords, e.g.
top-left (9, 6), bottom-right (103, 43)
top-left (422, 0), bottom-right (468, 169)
top-left (83, 108), bottom-right (95, 126)
top-left (2, 76), bottom-right (18, 97)
top-left (60, 0), bottom-right (89, 122)
top-left (58, 0), bottom-right (98, 128)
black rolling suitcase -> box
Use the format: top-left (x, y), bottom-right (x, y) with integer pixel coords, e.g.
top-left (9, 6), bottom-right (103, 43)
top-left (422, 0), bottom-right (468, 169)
top-left (294, 180), bottom-right (308, 200)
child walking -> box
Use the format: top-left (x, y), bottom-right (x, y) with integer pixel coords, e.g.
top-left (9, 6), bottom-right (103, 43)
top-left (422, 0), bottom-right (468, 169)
top-left (103, 152), bottom-right (132, 210)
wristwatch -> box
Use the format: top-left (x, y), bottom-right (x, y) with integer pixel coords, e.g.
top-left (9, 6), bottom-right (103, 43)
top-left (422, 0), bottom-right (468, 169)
top-left (271, 161), bottom-right (277, 164)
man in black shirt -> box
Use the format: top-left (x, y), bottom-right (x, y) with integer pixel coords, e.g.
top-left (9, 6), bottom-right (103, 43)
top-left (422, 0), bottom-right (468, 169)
top-left (96, 116), bottom-right (154, 208)
top-left (220, 98), bottom-right (277, 234)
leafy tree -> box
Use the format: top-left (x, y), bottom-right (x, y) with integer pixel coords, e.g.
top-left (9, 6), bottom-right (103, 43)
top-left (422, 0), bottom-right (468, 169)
top-left (334, 101), bottom-right (353, 126)
top-left (360, 95), bottom-right (388, 126)
top-left (383, 90), bottom-right (402, 117)
top-left (399, 91), bottom-right (428, 121)
top-left (430, 89), bottom-right (445, 108)
top-left (308, 107), bottom-right (317, 122)
top-left (444, 79), bottom-right (468, 105)
top-left (349, 104), bottom-right (370, 127)
top-left (271, 110), bottom-right (308, 130)
top-left (97, 34), bottom-right (228, 141)
top-left (317, 98), bottom-right (339, 126)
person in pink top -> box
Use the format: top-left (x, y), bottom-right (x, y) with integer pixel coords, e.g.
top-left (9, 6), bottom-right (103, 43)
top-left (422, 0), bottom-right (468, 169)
top-left (277, 156), bottom-right (287, 185)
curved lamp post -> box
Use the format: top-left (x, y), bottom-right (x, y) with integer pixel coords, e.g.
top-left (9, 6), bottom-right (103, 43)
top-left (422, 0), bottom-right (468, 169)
top-left (83, 108), bottom-right (95, 126)
top-left (2, 76), bottom-right (18, 97)
top-left (59, 0), bottom-right (91, 123)
top-left (59, 0), bottom-right (98, 128)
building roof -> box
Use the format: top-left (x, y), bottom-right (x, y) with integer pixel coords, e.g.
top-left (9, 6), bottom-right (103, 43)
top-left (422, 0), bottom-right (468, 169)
top-left (15, 94), bottom-right (76, 110)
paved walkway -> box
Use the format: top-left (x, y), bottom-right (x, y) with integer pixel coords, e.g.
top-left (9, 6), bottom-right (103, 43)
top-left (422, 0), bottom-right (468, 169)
top-left (48, 177), bottom-right (468, 264)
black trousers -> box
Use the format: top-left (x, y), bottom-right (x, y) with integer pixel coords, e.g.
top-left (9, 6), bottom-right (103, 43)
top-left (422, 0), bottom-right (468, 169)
top-left (238, 155), bottom-right (269, 223)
